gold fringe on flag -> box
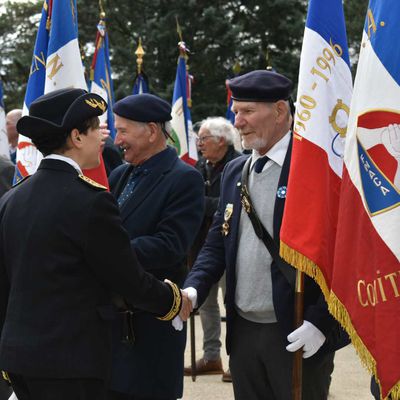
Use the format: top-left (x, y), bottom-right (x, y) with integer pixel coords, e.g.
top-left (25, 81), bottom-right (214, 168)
top-left (280, 241), bottom-right (330, 300)
top-left (280, 241), bottom-right (400, 400)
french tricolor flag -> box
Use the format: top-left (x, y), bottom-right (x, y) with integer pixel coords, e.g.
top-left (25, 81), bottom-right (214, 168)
top-left (333, 1), bottom-right (400, 398)
top-left (280, 0), bottom-right (352, 295)
top-left (170, 52), bottom-right (198, 165)
top-left (15, 0), bottom-right (108, 187)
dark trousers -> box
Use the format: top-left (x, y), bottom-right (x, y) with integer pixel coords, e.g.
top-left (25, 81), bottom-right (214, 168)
top-left (108, 390), bottom-right (174, 400)
top-left (8, 374), bottom-right (106, 400)
top-left (229, 316), bottom-right (334, 400)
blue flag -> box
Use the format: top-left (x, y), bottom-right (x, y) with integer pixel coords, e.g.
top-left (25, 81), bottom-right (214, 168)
top-left (132, 72), bottom-right (149, 95)
top-left (89, 17), bottom-right (116, 139)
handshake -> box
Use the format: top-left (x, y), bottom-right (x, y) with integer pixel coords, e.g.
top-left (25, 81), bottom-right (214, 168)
top-left (173, 287), bottom-right (197, 331)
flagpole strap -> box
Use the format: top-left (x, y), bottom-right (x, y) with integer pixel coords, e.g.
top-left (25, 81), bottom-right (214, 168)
top-left (240, 162), bottom-right (296, 288)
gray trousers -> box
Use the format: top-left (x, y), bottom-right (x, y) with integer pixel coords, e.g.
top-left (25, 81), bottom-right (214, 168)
top-left (199, 274), bottom-right (226, 361)
top-left (229, 316), bottom-right (334, 400)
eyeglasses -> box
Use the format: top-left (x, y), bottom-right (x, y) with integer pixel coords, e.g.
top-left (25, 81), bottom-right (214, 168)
top-left (196, 135), bottom-right (215, 144)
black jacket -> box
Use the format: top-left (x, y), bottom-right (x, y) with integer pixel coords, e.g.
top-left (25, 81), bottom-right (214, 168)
top-left (0, 159), bottom-right (173, 379)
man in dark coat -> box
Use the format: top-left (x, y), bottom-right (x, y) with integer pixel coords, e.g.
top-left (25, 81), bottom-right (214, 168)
top-left (182, 71), bottom-right (347, 400)
top-left (107, 94), bottom-right (204, 400)
top-left (184, 117), bottom-right (241, 380)
top-left (0, 156), bottom-right (14, 198)
top-left (0, 89), bottom-right (189, 400)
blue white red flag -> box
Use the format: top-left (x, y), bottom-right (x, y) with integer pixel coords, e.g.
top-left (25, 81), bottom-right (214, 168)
top-left (332, 1), bottom-right (400, 398)
top-left (280, 0), bottom-right (352, 289)
top-left (0, 80), bottom-right (10, 159)
top-left (170, 51), bottom-right (197, 165)
top-left (89, 16), bottom-right (116, 139)
top-left (15, 0), bottom-right (108, 187)
top-left (225, 80), bottom-right (235, 124)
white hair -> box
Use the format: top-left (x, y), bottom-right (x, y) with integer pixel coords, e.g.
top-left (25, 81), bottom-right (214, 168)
top-left (200, 117), bottom-right (239, 146)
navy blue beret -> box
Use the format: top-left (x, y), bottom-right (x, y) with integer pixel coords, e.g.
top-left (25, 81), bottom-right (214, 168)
top-left (228, 70), bottom-right (293, 102)
top-left (113, 93), bottom-right (172, 122)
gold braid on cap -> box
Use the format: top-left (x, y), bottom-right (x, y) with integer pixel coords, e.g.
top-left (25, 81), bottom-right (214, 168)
top-left (157, 279), bottom-right (182, 321)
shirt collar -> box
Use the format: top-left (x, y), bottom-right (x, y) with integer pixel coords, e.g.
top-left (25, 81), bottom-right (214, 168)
top-left (45, 154), bottom-right (82, 174)
top-left (251, 130), bottom-right (291, 171)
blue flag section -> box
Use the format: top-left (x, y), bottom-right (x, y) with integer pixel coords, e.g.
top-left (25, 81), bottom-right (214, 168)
top-left (306, 0), bottom-right (350, 67)
top-left (132, 72), bottom-right (149, 95)
top-left (23, 5), bottom-right (49, 112)
top-left (90, 18), bottom-right (116, 139)
top-left (365, 0), bottom-right (400, 87)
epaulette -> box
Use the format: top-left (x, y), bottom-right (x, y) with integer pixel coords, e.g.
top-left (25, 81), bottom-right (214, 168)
top-left (78, 174), bottom-right (107, 191)
top-left (12, 175), bottom-right (31, 188)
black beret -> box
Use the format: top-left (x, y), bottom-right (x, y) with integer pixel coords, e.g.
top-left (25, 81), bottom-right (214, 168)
top-left (17, 88), bottom-right (107, 140)
top-left (228, 70), bottom-right (293, 102)
top-left (113, 93), bottom-right (172, 123)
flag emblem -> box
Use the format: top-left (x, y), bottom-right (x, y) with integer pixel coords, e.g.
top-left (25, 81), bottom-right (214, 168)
top-left (356, 110), bottom-right (400, 216)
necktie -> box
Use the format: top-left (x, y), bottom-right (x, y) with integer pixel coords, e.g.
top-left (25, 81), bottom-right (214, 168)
top-left (253, 156), bottom-right (269, 173)
top-left (117, 168), bottom-right (142, 206)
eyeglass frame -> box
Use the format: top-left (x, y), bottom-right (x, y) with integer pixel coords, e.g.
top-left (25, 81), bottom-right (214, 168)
top-left (196, 135), bottom-right (216, 144)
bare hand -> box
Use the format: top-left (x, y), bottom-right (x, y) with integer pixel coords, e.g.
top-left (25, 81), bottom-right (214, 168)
top-left (99, 123), bottom-right (110, 150)
top-left (179, 290), bottom-right (193, 321)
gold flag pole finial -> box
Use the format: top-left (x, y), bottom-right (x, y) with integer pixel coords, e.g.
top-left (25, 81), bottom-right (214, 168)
top-left (99, 0), bottom-right (105, 19)
top-left (233, 60), bottom-right (241, 76)
top-left (135, 37), bottom-right (145, 75)
top-left (176, 16), bottom-right (183, 42)
top-left (265, 50), bottom-right (273, 71)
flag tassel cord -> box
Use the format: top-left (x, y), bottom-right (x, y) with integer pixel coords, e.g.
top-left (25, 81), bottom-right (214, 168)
top-left (280, 242), bottom-right (400, 400)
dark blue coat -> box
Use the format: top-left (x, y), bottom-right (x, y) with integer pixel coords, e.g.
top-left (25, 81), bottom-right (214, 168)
top-left (108, 146), bottom-right (204, 398)
top-left (184, 140), bottom-right (346, 358)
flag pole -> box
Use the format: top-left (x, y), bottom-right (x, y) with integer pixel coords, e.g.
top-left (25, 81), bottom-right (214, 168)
top-left (176, 17), bottom-right (196, 381)
top-left (292, 270), bottom-right (304, 400)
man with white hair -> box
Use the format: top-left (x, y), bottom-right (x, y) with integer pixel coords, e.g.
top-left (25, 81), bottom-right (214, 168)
top-left (182, 70), bottom-right (347, 399)
top-left (184, 117), bottom-right (241, 381)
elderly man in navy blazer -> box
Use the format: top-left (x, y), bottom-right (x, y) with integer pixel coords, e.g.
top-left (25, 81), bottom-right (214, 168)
top-left (108, 94), bottom-right (204, 400)
top-left (182, 71), bottom-right (347, 400)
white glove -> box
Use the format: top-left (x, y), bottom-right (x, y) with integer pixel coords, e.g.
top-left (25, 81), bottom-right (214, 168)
top-left (171, 287), bottom-right (198, 331)
top-left (286, 320), bottom-right (326, 359)
top-left (172, 315), bottom-right (183, 331)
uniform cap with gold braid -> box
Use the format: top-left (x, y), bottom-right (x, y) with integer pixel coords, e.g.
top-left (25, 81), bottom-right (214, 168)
top-left (16, 88), bottom-right (107, 141)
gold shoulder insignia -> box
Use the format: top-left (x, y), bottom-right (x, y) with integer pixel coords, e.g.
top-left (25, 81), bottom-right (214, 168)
top-left (85, 98), bottom-right (106, 113)
top-left (12, 175), bottom-right (31, 188)
top-left (78, 174), bottom-right (107, 190)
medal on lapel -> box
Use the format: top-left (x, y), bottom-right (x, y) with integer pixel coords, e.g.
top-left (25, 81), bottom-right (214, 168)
top-left (277, 186), bottom-right (287, 199)
top-left (222, 203), bottom-right (233, 236)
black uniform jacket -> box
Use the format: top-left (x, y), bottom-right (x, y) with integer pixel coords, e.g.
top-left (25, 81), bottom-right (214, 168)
top-left (0, 159), bottom-right (173, 380)
top-left (185, 139), bottom-right (348, 357)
